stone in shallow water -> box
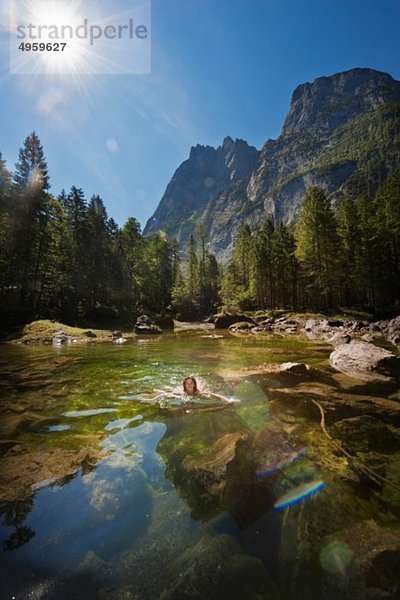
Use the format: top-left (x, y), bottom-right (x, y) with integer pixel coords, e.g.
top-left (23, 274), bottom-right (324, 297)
top-left (330, 341), bottom-right (400, 380)
top-left (158, 532), bottom-right (279, 600)
top-left (280, 362), bottom-right (309, 375)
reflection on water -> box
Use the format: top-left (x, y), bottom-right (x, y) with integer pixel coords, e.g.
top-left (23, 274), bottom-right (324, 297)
top-left (0, 331), bottom-right (399, 599)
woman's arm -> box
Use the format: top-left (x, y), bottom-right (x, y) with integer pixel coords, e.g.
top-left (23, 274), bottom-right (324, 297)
top-left (207, 392), bottom-right (240, 404)
top-left (142, 393), bottom-right (166, 404)
top-left (143, 391), bottom-right (181, 405)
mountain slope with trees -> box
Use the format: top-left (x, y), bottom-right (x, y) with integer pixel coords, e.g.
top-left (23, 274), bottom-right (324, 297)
top-left (1, 68), bottom-right (400, 330)
top-left (145, 68), bottom-right (400, 262)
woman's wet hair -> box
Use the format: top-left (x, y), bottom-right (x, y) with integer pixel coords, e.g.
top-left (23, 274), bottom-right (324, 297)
top-left (182, 376), bottom-right (198, 393)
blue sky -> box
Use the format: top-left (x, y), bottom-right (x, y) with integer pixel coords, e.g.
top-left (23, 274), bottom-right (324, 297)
top-left (1, 0), bottom-right (400, 229)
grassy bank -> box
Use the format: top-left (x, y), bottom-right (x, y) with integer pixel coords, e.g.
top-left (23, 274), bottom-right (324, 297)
top-left (6, 320), bottom-right (124, 344)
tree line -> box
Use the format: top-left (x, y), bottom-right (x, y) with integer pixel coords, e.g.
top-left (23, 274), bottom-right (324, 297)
top-left (0, 132), bottom-right (399, 329)
top-left (0, 132), bottom-right (178, 326)
top-left (223, 179), bottom-right (400, 313)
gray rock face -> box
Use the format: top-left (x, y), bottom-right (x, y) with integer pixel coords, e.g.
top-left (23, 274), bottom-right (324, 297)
top-left (144, 137), bottom-right (259, 245)
top-left (281, 68), bottom-right (400, 138)
top-left (246, 69), bottom-right (400, 227)
top-left (330, 341), bottom-right (400, 379)
top-left (145, 68), bottom-right (400, 261)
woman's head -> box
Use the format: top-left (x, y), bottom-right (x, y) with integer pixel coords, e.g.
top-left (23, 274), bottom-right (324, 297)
top-left (183, 376), bottom-right (198, 395)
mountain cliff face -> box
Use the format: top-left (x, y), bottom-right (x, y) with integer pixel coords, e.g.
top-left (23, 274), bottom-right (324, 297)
top-left (144, 136), bottom-right (259, 240)
top-left (144, 68), bottom-right (400, 261)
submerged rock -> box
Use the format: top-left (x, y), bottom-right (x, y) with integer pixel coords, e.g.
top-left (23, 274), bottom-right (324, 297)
top-left (277, 461), bottom-right (400, 600)
top-left (183, 431), bottom-right (254, 520)
top-left (0, 448), bottom-right (103, 502)
top-left (270, 386), bottom-right (400, 428)
top-left (318, 520), bottom-right (400, 600)
top-left (331, 416), bottom-right (400, 454)
top-left (160, 532), bottom-right (278, 600)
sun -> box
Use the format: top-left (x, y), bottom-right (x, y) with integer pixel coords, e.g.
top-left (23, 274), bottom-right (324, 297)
top-left (29, 0), bottom-right (85, 73)
top-left (11, 0), bottom-right (97, 75)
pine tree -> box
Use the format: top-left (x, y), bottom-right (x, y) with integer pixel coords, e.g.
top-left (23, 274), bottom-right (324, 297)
top-left (0, 154), bottom-right (13, 296)
top-left (115, 217), bottom-right (143, 317)
top-left (85, 195), bottom-right (112, 316)
top-left (220, 262), bottom-right (240, 312)
top-left (373, 168), bottom-right (400, 305)
top-left (12, 132), bottom-right (51, 312)
top-left (272, 222), bottom-right (298, 309)
top-left (231, 224), bottom-right (254, 310)
top-left (58, 186), bottom-right (88, 319)
top-left (186, 234), bottom-right (200, 314)
top-left (251, 220), bottom-right (274, 309)
top-left (141, 233), bottom-right (175, 314)
top-left (295, 187), bottom-right (339, 309)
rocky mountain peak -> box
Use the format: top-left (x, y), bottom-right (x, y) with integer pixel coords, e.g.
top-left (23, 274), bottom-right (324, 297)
top-left (144, 68), bottom-right (400, 261)
top-left (282, 68), bottom-right (400, 137)
top-left (144, 137), bottom-right (259, 237)
top-left (221, 135), bottom-right (235, 149)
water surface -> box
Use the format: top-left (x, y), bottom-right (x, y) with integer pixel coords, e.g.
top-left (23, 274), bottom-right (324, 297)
top-left (0, 331), bottom-right (399, 599)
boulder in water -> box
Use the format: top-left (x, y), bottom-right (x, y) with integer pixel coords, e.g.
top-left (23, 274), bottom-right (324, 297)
top-left (229, 321), bottom-right (254, 332)
top-left (52, 329), bottom-right (69, 346)
top-left (214, 314), bottom-right (256, 329)
top-left (134, 315), bottom-right (162, 335)
top-left (280, 362), bottom-right (309, 375)
top-left (330, 341), bottom-right (400, 379)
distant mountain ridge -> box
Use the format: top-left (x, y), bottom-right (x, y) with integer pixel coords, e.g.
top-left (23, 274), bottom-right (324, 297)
top-left (144, 68), bottom-right (400, 261)
top-left (145, 136), bottom-right (259, 240)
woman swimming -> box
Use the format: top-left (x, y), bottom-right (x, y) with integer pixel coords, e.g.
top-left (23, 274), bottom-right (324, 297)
top-left (146, 376), bottom-right (239, 407)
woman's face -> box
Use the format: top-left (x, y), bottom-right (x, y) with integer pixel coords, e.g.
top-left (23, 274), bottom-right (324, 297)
top-left (183, 378), bottom-right (196, 394)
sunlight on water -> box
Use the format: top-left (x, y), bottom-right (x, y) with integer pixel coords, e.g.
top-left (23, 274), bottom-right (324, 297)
top-left (63, 408), bottom-right (118, 418)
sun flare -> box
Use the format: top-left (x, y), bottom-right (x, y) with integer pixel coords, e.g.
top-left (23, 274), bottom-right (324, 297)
top-left (11, 0), bottom-right (99, 74)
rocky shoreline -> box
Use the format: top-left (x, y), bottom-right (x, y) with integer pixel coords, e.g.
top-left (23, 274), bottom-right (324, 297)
top-left (219, 313), bottom-right (400, 347)
top-left (221, 313), bottom-right (400, 381)
top-left (6, 313), bottom-right (400, 381)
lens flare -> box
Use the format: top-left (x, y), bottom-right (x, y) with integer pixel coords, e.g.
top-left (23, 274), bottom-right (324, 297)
top-left (320, 541), bottom-right (353, 575)
top-left (256, 448), bottom-right (306, 477)
top-left (274, 479), bottom-right (325, 510)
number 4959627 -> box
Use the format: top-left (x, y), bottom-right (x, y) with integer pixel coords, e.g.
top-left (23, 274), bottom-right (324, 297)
top-left (18, 42), bottom-right (67, 51)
